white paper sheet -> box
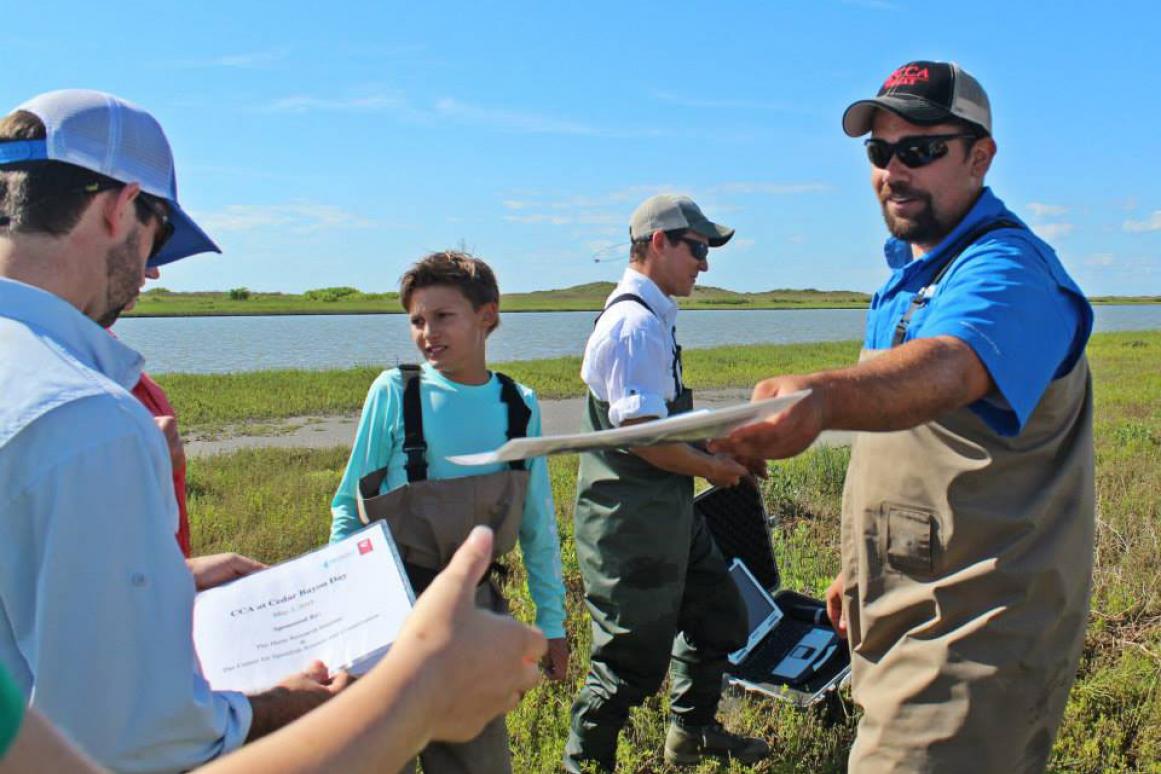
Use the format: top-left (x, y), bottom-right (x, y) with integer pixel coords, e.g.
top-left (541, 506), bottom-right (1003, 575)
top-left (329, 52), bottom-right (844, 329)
top-left (192, 522), bottom-right (413, 693)
top-left (448, 390), bottom-right (810, 466)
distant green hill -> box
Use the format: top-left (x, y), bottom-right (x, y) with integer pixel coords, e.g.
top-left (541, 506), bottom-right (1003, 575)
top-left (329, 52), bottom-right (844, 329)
top-left (124, 283), bottom-right (1156, 318)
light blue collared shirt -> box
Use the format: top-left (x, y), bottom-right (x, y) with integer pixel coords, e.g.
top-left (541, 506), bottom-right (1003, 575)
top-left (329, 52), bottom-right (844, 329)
top-left (0, 278), bottom-right (251, 774)
top-left (329, 363), bottom-right (567, 639)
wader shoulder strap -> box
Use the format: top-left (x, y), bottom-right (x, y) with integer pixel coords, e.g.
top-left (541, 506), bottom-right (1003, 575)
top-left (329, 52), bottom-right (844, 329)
top-left (494, 371), bottom-right (531, 472)
top-left (892, 218), bottom-right (1025, 348)
top-left (399, 364), bottom-right (428, 482)
top-left (594, 292), bottom-right (654, 325)
top-left (595, 292), bottom-right (682, 394)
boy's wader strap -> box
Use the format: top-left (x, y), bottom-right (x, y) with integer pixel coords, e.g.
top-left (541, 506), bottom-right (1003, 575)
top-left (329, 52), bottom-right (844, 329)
top-left (400, 364), bottom-right (428, 482)
top-left (400, 365), bottom-right (533, 481)
top-left (596, 292), bottom-right (683, 395)
top-left (494, 371), bottom-right (531, 472)
top-left (891, 218), bottom-right (1025, 348)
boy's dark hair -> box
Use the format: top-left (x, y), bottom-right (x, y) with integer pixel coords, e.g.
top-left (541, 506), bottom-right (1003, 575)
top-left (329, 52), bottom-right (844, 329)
top-left (400, 251), bottom-right (501, 332)
top-left (0, 110), bottom-right (150, 236)
top-left (629, 228), bottom-right (686, 262)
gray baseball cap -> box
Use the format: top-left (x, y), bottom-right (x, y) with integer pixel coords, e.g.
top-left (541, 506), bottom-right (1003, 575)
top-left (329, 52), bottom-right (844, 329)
top-left (842, 61), bottom-right (991, 137)
top-left (629, 193), bottom-right (734, 247)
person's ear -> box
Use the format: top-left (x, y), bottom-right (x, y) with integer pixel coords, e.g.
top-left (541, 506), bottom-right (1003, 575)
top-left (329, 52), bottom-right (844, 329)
top-left (478, 302), bottom-right (499, 334)
top-left (101, 182), bottom-right (140, 239)
top-left (970, 137), bottom-right (996, 181)
top-left (649, 230), bottom-right (668, 254)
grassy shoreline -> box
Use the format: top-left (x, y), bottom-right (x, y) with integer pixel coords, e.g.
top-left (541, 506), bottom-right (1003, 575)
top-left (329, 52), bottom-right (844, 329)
top-left (125, 283), bottom-right (1159, 318)
top-left (185, 330), bottom-right (1161, 771)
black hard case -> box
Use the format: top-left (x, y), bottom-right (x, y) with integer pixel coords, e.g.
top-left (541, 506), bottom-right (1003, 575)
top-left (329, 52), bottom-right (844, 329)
top-left (696, 483), bottom-right (851, 707)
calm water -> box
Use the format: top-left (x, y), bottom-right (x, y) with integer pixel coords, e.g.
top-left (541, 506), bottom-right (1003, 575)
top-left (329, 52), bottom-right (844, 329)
top-left (112, 305), bottom-right (1161, 375)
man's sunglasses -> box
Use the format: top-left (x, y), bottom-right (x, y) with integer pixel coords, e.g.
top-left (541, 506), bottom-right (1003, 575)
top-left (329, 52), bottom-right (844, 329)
top-left (676, 236), bottom-right (709, 262)
top-left (80, 180), bottom-right (174, 262)
top-left (133, 193), bottom-right (175, 262)
top-left (864, 133), bottom-right (978, 170)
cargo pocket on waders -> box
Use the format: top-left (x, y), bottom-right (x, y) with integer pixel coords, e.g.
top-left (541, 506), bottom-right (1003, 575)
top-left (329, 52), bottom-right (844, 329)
top-left (884, 504), bottom-right (939, 576)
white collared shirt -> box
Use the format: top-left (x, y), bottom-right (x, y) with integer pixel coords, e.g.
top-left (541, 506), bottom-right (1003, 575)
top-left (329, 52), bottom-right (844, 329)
top-left (580, 267), bottom-right (682, 427)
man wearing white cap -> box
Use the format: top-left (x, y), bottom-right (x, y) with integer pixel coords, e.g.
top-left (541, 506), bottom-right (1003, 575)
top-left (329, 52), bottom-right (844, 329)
top-left (0, 90), bottom-right (354, 773)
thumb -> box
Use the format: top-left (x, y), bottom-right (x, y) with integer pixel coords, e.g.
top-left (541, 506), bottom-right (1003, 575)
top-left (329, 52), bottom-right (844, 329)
top-left (439, 526), bottom-right (494, 593)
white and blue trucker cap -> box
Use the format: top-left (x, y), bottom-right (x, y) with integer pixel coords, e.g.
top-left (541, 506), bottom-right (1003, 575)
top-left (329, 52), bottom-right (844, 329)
top-left (0, 89), bottom-right (219, 266)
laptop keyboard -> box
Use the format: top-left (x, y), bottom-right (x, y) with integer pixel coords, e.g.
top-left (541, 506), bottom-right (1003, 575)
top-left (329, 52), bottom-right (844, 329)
top-left (733, 618), bottom-right (812, 682)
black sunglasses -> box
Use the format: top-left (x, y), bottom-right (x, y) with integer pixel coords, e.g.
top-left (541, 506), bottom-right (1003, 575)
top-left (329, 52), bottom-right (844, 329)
top-left (864, 133), bottom-right (978, 170)
top-left (79, 180), bottom-right (175, 262)
top-left (133, 193), bottom-right (175, 263)
top-left (677, 236), bottom-right (709, 262)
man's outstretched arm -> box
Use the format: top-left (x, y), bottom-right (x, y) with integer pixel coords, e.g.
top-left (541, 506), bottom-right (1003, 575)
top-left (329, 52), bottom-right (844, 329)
top-left (712, 335), bottom-right (991, 461)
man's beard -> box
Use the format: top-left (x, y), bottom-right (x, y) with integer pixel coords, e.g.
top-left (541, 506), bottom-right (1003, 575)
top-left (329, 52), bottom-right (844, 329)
top-left (878, 183), bottom-right (952, 246)
top-left (96, 230), bottom-right (142, 328)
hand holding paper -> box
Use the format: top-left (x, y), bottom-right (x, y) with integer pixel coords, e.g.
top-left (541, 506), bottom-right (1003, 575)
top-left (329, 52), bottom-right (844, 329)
top-left (710, 377), bottom-right (824, 461)
top-left (449, 390), bottom-right (811, 466)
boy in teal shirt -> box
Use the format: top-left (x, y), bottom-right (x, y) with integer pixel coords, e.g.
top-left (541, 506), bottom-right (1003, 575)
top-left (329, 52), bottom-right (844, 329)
top-left (330, 251), bottom-right (567, 774)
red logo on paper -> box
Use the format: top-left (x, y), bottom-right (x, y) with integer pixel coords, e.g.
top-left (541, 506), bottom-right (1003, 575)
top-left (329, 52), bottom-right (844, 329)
top-left (357, 539), bottom-right (373, 555)
top-left (883, 65), bottom-right (930, 89)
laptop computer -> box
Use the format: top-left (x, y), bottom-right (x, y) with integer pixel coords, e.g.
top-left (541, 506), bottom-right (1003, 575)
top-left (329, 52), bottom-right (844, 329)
top-left (697, 483), bottom-right (852, 705)
top-left (727, 558), bottom-right (840, 685)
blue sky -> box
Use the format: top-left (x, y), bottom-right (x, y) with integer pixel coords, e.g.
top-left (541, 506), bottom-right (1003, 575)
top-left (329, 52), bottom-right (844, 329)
top-left (2, 0), bottom-right (1158, 296)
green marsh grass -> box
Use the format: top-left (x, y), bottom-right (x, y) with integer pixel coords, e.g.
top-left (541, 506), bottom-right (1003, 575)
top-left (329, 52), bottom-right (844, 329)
top-left (157, 341), bottom-right (862, 432)
top-left (185, 331), bottom-right (1160, 772)
top-left (127, 284), bottom-right (874, 318)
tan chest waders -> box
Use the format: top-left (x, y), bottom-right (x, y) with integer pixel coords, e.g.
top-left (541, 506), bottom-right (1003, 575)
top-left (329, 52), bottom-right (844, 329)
top-left (841, 220), bottom-right (1095, 773)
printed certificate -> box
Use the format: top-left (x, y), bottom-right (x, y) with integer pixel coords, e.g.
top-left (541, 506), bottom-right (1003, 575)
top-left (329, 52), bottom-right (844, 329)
top-left (193, 522), bottom-right (413, 693)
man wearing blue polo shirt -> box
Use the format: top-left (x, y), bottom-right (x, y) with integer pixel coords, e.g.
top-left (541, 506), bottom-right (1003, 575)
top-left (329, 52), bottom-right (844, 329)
top-left (715, 61), bottom-right (1094, 772)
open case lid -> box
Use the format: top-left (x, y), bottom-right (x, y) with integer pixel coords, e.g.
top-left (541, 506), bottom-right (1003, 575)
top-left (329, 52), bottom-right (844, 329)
top-left (695, 483), bottom-right (780, 592)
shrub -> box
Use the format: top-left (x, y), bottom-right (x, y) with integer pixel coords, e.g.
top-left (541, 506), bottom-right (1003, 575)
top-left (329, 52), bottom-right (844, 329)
top-left (304, 286), bottom-right (362, 303)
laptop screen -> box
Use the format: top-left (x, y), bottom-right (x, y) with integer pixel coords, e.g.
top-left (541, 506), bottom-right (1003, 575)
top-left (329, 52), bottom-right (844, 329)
top-left (727, 558), bottom-right (784, 663)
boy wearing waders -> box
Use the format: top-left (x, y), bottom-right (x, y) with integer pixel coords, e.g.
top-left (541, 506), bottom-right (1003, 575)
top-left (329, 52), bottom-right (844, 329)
top-left (563, 195), bottom-right (770, 771)
top-left (330, 251), bottom-right (568, 774)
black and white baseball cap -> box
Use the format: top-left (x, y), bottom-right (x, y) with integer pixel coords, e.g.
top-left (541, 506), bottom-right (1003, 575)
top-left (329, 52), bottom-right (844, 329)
top-left (842, 61), bottom-right (991, 138)
top-left (0, 89), bottom-right (219, 266)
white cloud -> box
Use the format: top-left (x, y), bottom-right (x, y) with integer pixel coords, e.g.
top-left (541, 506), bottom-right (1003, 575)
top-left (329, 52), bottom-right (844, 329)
top-left (500, 181), bottom-right (827, 232)
top-left (724, 238), bottom-right (757, 252)
top-left (198, 204), bottom-right (375, 233)
top-left (1027, 202), bottom-right (1069, 217)
top-left (651, 91), bottom-right (801, 112)
top-left (173, 49), bottom-right (288, 69)
top-left (433, 98), bottom-right (598, 136)
top-left (708, 181), bottom-right (830, 195)
top-left (1124, 211), bottom-right (1161, 233)
top-left (262, 91), bottom-right (629, 137)
top-left (503, 212), bottom-right (620, 226)
top-left (265, 94), bottom-right (408, 113)
top-left (1085, 253), bottom-right (1115, 267)
top-left (1034, 223), bottom-right (1074, 240)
